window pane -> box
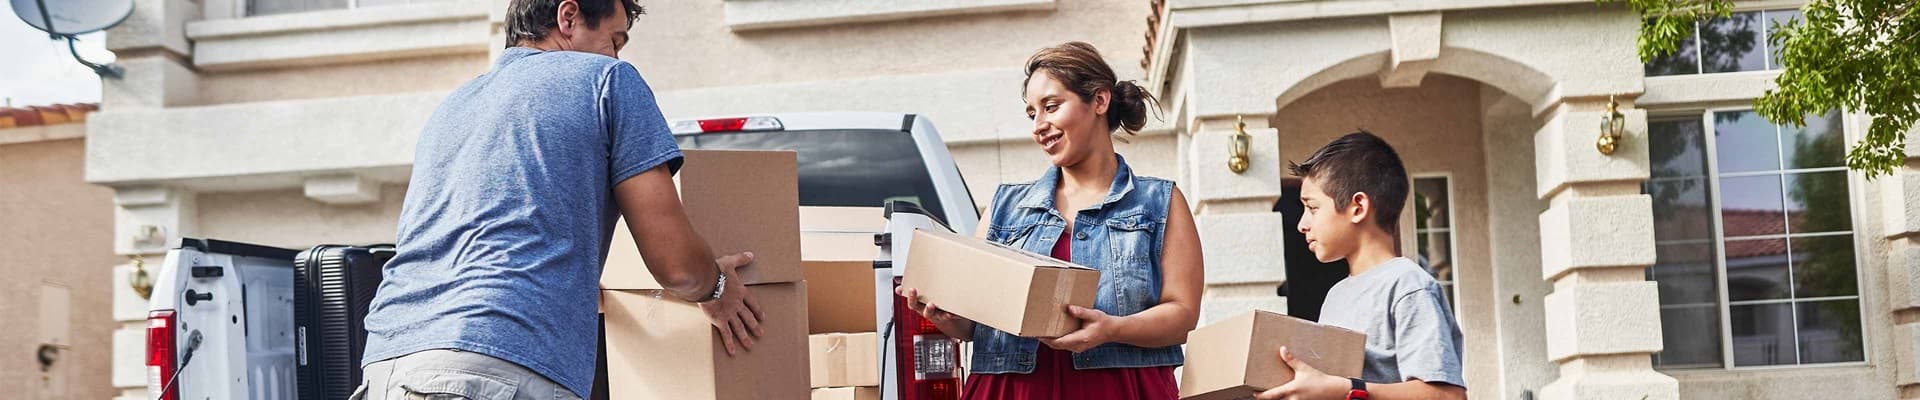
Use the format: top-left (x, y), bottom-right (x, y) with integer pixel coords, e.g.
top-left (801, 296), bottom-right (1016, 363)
top-left (1719, 174), bottom-right (1786, 237)
top-left (1650, 118), bottom-right (1710, 178)
top-left (250, 0), bottom-right (348, 16)
top-left (1767, 9), bottom-right (1803, 69)
top-left (1791, 235), bottom-right (1858, 298)
top-left (1714, 110), bottom-right (1783, 173)
top-left (1725, 238), bottom-right (1790, 301)
top-left (1654, 243), bottom-right (1720, 305)
top-left (1785, 171), bottom-right (1852, 233)
top-left (1649, 178), bottom-right (1714, 241)
top-left (1645, 23), bottom-right (1701, 76)
top-left (1781, 111), bottom-right (1846, 169)
top-left (1417, 232), bottom-right (1453, 282)
top-left (1655, 304), bottom-right (1724, 368)
top-left (1797, 299), bottom-right (1864, 364)
top-left (1701, 11), bottom-right (1767, 73)
top-left (1731, 302), bottom-right (1798, 366)
top-left (1413, 178), bottom-right (1451, 229)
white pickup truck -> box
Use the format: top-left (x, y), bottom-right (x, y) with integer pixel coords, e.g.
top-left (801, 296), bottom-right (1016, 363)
top-left (144, 112), bottom-right (981, 400)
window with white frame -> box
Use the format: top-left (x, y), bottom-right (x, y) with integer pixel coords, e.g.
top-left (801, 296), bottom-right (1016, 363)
top-left (1411, 176), bottom-right (1457, 313)
top-left (1643, 109), bottom-right (1864, 369)
top-left (1645, 7), bottom-right (1802, 77)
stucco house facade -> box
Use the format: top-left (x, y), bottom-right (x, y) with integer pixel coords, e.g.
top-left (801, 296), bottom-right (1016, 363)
top-left (87, 0), bottom-right (1919, 399)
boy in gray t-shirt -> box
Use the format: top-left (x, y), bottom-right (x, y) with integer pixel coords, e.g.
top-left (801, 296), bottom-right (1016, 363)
top-left (1257, 131), bottom-right (1466, 400)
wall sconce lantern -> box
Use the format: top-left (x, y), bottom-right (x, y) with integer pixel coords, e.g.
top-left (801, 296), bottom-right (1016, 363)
top-left (1596, 95), bottom-right (1625, 155)
top-left (1228, 115), bottom-right (1251, 174)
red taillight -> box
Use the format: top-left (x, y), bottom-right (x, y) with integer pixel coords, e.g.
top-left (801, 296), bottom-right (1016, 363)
top-left (147, 310), bottom-right (179, 400)
top-left (894, 278), bottom-right (960, 400)
top-left (697, 118), bottom-right (748, 132)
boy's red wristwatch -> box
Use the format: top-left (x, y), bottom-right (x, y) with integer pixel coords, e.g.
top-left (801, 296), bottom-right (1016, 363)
top-left (1347, 378), bottom-right (1369, 400)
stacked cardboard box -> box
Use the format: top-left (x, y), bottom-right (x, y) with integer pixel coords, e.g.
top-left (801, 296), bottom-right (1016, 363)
top-left (598, 149), bottom-right (809, 400)
top-left (799, 207), bottom-right (886, 398)
top-left (1179, 310), bottom-right (1367, 400)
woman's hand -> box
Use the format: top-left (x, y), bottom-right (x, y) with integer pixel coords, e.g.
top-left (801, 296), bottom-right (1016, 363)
top-left (896, 287), bottom-right (962, 323)
top-left (1039, 305), bottom-right (1117, 353)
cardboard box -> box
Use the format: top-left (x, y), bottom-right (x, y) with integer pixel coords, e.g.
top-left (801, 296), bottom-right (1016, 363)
top-left (809, 332), bottom-right (881, 388)
top-left (1179, 310), bottom-right (1367, 400)
top-left (602, 149), bottom-right (802, 290)
top-left (798, 207), bottom-right (884, 334)
top-left (804, 260), bottom-right (878, 334)
top-left (900, 229), bottom-right (1099, 338)
top-left (799, 206), bottom-right (888, 233)
top-left (601, 282), bottom-right (810, 400)
top-left (810, 387), bottom-right (880, 400)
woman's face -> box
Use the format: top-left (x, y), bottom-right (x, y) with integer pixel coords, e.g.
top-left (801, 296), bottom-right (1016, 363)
top-left (1024, 71), bottom-right (1110, 168)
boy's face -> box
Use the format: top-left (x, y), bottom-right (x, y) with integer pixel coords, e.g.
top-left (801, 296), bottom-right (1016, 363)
top-left (1297, 176), bottom-right (1361, 263)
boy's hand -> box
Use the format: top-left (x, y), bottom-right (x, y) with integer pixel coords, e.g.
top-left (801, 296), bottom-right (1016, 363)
top-left (1256, 346), bottom-right (1351, 400)
top-left (1038, 305), bottom-right (1114, 353)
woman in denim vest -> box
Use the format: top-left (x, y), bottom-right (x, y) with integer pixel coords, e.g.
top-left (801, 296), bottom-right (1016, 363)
top-left (898, 42), bottom-right (1205, 400)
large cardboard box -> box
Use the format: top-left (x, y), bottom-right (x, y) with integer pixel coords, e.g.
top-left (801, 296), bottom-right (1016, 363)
top-left (601, 282), bottom-right (810, 399)
top-left (602, 149), bottom-right (802, 290)
top-left (1179, 310), bottom-right (1367, 400)
top-left (900, 229), bottom-right (1099, 338)
top-left (809, 332), bottom-right (881, 388)
top-left (810, 387), bottom-right (880, 400)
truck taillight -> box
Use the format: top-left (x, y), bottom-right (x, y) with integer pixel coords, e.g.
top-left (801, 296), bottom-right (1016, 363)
top-left (669, 116), bottom-right (785, 134)
top-left (894, 278), bottom-right (960, 400)
top-left (147, 310), bottom-right (179, 400)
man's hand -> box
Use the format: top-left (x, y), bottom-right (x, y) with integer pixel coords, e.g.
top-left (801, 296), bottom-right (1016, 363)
top-left (1039, 305), bottom-right (1116, 353)
top-left (698, 252), bottom-right (763, 356)
top-left (1257, 346), bottom-right (1352, 400)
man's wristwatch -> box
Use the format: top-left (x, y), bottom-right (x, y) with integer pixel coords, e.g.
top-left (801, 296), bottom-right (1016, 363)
top-left (1347, 378), bottom-right (1369, 400)
top-left (696, 273), bottom-right (727, 303)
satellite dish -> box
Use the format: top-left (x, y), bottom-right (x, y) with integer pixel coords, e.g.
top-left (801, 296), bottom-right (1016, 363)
top-left (9, 0), bottom-right (130, 78)
top-left (11, 0), bottom-right (133, 35)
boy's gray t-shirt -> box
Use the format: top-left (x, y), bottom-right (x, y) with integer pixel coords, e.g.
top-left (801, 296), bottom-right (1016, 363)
top-left (1317, 257), bottom-right (1467, 388)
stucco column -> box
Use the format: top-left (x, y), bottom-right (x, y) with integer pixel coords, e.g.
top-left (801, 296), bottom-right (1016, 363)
top-left (1531, 98), bottom-right (1678, 400)
top-left (100, 0), bottom-right (200, 109)
top-left (100, 3), bottom-right (201, 399)
top-left (1186, 115), bottom-right (1289, 324)
top-left (1885, 123), bottom-right (1920, 399)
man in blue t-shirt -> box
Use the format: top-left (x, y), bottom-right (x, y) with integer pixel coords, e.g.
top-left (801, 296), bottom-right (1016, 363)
top-left (354, 1), bottom-right (767, 399)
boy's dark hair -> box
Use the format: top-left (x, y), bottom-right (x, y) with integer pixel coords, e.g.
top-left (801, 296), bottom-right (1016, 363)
top-left (505, 0), bottom-right (644, 48)
top-left (1287, 131), bottom-right (1409, 234)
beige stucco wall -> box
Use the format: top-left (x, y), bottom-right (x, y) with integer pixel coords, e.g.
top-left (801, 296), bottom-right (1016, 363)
top-left (1272, 75), bottom-right (1499, 399)
top-left (620, 0), bottom-right (1150, 93)
top-left (195, 184), bottom-right (411, 249)
top-left (197, 54), bottom-right (487, 105)
top-left (1480, 86), bottom-right (1556, 398)
top-left (0, 138), bottom-right (121, 400)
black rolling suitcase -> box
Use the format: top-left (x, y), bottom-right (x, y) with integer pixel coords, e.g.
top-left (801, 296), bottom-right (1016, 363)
top-left (294, 244), bottom-right (395, 400)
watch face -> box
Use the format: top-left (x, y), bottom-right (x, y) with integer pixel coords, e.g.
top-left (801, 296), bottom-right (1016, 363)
top-left (1347, 389), bottom-right (1369, 400)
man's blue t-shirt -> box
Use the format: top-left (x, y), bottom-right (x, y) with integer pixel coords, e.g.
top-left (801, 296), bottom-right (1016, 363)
top-left (361, 47), bottom-right (682, 398)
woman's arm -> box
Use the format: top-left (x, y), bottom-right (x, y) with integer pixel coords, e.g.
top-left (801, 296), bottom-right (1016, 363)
top-left (1042, 187), bottom-right (1204, 351)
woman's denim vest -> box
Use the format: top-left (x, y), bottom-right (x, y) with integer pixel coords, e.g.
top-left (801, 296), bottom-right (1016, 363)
top-left (970, 155), bottom-right (1184, 374)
